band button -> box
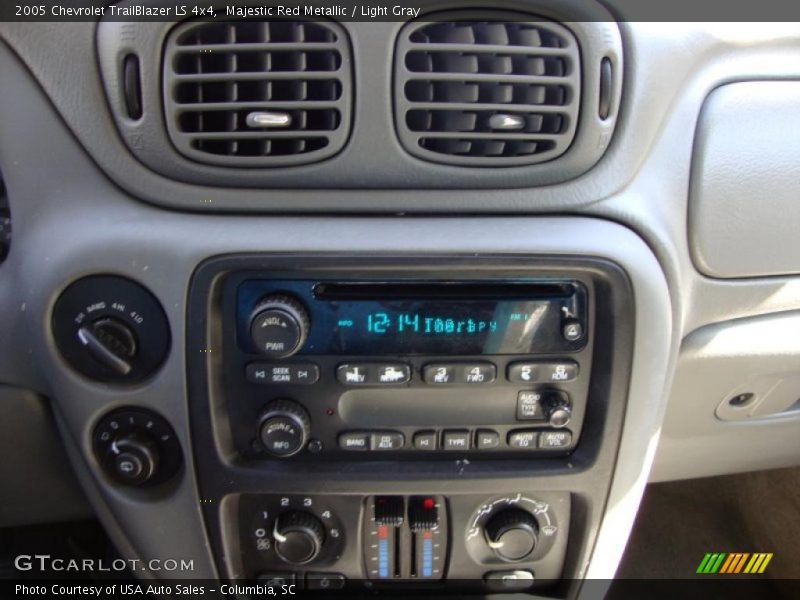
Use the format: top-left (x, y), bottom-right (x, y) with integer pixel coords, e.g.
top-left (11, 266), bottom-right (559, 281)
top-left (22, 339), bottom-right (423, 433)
top-left (338, 432), bottom-right (370, 451)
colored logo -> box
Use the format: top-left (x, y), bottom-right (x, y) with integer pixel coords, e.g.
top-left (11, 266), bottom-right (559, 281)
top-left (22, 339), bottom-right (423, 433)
top-left (696, 552), bottom-right (773, 574)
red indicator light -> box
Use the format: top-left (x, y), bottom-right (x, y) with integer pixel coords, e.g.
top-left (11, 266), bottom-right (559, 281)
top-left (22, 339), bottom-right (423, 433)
top-left (326, 408), bottom-right (335, 416)
top-left (423, 498), bottom-right (435, 510)
top-left (378, 525), bottom-right (388, 538)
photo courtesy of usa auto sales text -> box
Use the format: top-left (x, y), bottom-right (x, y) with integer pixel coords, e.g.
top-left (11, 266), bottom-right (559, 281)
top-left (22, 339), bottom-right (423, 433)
top-left (15, 583), bottom-right (298, 596)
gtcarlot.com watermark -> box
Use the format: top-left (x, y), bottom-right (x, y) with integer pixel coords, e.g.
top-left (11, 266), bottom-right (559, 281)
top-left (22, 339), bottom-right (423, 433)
top-left (14, 554), bottom-right (194, 573)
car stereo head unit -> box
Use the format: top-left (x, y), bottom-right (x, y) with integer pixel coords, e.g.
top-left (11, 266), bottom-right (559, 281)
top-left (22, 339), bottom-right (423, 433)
top-left (212, 265), bottom-right (595, 461)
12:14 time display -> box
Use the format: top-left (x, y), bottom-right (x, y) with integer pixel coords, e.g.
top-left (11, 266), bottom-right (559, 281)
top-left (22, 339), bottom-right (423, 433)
top-left (364, 312), bottom-right (498, 336)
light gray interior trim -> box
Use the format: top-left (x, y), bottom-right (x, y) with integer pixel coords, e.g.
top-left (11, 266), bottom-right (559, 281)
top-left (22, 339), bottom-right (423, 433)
top-left (0, 386), bottom-right (92, 527)
top-left (3, 20), bottom-right (800, 584)
top-left (0, 37), bottom-right (673, 579)
top-left (690, 81), bottom-right (800, 279)
top-left (652, 311), bottom-right (800, 482)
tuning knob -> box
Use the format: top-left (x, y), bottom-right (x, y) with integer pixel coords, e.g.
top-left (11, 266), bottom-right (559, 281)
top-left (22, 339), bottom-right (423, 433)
top-left (544, 392), bottom-right (572, 428)
top-left (258, 400), bottom-right (310, 457)
top-left (485, 508), bottom-right (539, 562)
top-left (273, 511), bottom-right (325, 565)
top-left (249, 295), bottom-right (310, 358)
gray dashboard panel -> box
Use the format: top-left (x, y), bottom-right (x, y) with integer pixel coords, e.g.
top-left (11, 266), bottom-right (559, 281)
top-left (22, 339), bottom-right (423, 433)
top-left (0, 37), bottom-right (673, 581)
top-left (690, 81), bottom-right (800, 279)
top-left (652, 311), bottom-right (800, 482)
top-left (0, 386), bottom-right (92, 527)
top-left (2, 18), bottom-right (800, 585)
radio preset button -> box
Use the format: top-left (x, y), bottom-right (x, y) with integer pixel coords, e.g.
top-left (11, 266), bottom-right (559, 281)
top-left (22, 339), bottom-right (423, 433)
top-left (543, 362), bottom-right (579, 382)
top-left (539, 430), bottom-right (573, 449)
top-left (423, 364), bottom-right (457, 384)
top-left (338, 432), bottom-right (370, 451)
top-left (508, 430), bottom-right (539, 450)
top-left (247, 363), bottom-right (320, 385)
top-left (475, 430), bottom-right (500, 450)
top-left (516, 391), bottom-right (546, 421)
top-left (442, 430), bottom-right (471, 451)
top-left (413, 431), bottom-right (438, 450)
top-left (370, 432), bottom-right (405, 451)
top-left (336, 364), bottom-right (369, 385)
top-left (507, 361), bottom-right (579, 383)
top-left (462, 363), bottom-right (496, 384)
top-left (374, 364), bottom-right (410, 384)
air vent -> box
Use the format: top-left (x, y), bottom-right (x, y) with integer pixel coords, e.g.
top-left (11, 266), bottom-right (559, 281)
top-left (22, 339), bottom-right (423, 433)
top-left (164, 20), bottom-right (352, 167)
top-left (0, 174), bottom-right (10, 264)
top-left (395, 15), bottom-right (581, 166)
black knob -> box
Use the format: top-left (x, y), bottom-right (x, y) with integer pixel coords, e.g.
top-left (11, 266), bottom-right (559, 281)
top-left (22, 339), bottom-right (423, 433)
top-left (249, 295), bottom-right (309, 358)
top-left (544, 392), bottom-right (572, 428)
top-left (485, 508), bottom-right (539, 562)
top-left (77, 317), bottom-right (137, 375)
top-left (258, 400), bottom-right (310, 457)
top-left (105, 432), bottom-right (159, 486)
top-left (273, 511), bottom-right (325, 565)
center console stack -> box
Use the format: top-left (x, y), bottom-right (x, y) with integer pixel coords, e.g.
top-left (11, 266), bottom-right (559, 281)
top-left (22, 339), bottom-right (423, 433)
top-left (186, 254), bottom-right (634, 593)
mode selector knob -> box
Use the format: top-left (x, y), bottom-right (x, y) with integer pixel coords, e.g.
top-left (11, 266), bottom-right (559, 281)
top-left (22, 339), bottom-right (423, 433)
top-left (485, 508), bottom-right (539, 562)
top-left (258, 400), bottom-right (310, 457)
top-left (249, 295), bottom-right (309, 358)
top-left (273, 511), bottom-right (325, 565)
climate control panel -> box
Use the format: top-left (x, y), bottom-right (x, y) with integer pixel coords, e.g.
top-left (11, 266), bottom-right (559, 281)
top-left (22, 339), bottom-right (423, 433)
top-left (235, 492), bottom-right (569, 591)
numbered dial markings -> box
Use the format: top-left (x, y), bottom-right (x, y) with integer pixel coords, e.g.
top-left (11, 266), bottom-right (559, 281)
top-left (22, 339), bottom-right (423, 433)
top-left (247, 495), bottom-right (345, 569)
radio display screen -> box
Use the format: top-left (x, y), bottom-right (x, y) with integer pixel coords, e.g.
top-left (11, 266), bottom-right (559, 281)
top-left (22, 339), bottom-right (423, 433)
top-left (237, 280), bottom-right (587, 356)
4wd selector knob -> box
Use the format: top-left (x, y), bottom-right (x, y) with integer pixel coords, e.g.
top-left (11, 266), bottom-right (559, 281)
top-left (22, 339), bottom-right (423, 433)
top-left (258, 400), bottom-right (310, 457)
top-left (249, 295), bottom-right (309, 358)
top-left (273, 511), bottom-right (325, 565)
top-left (485, 507), bottom-right (539, 562)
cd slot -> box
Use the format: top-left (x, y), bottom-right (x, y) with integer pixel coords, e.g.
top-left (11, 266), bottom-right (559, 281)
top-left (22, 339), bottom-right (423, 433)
top-left (313, 281), bottom-right (574, 300)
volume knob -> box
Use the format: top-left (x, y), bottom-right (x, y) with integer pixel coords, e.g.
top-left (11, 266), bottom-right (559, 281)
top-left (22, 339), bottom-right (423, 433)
top-left (249, 295), bottom-right (310, 358)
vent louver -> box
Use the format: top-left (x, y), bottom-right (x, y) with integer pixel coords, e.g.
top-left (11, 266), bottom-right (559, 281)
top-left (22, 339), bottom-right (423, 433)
top-left (0, 174), bottom-right (10, 264)
top-left (395, 15), bottom-right (581, 166)
top-left (164, 20), bottom-right (352, 166)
